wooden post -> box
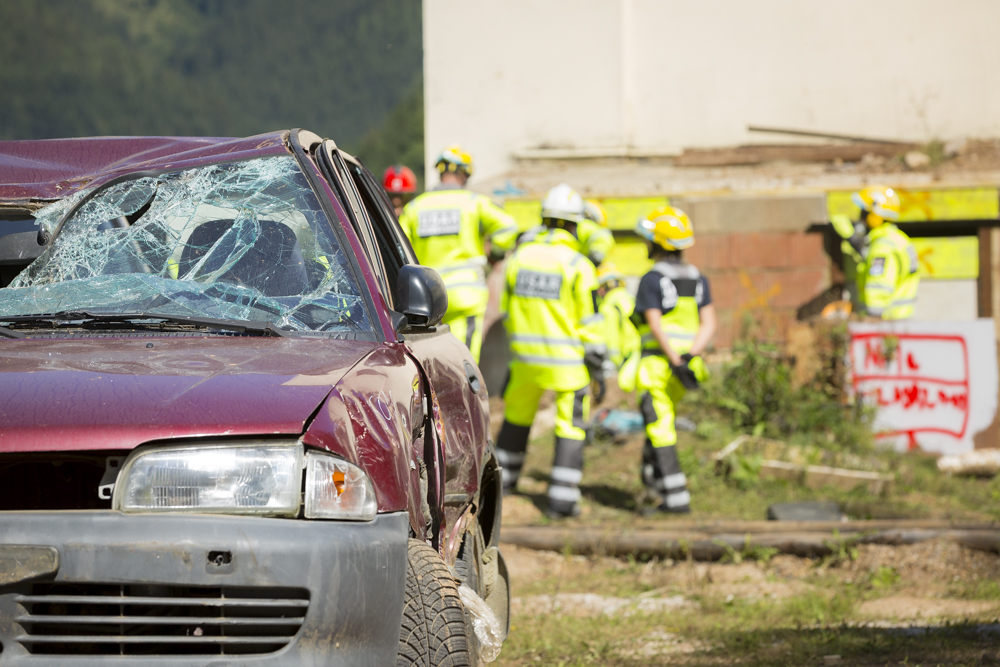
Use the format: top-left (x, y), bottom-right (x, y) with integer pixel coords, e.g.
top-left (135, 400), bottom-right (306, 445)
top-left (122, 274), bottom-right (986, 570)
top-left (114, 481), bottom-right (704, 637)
top-left (979, 226), bottom-right (992, 318)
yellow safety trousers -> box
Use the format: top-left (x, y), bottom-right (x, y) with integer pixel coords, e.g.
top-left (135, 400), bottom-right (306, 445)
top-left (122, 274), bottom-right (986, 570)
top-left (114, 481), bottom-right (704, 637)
top-left (503, 362), bottom-right (590, 442)
top-left (637, 355), bottom-right (688, 448)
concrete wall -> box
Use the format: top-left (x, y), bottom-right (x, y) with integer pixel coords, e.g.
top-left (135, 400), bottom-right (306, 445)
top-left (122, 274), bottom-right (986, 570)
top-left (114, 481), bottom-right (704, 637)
top-left (425, 0), bottom-right (1000, 182)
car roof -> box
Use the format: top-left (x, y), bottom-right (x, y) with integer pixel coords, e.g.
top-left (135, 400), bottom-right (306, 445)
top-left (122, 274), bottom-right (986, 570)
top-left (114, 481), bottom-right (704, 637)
top-left (0, 131), bottom-right (293, 203)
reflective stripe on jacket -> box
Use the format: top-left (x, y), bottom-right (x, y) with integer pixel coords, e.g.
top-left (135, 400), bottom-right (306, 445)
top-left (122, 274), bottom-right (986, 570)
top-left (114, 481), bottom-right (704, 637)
top-left (399, 185), bottom-right (519, 317)
top-left (636, 261), bottom-right (702, 356)
top-left (859, 224), bottom-right (919, 320)
top-left (502, 228), bottom-right (599, 391)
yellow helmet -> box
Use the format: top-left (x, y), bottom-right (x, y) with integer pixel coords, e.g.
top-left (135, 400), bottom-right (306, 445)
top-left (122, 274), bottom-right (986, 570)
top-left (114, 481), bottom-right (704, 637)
top-left (436, 145), bottom-right (474, 176)
top-left (635, 206), bottom-right (694, 251)
top-left (852, 185), bottom-right (901, 227)
top-left (596, 262), bottom-right (625, 288)
top-left (583, 199), bottom-right (608, 227)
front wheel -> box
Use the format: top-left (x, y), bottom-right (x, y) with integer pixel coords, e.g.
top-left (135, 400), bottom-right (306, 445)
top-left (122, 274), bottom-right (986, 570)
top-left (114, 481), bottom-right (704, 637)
top-left (397, 539), bottom-right (472, 667)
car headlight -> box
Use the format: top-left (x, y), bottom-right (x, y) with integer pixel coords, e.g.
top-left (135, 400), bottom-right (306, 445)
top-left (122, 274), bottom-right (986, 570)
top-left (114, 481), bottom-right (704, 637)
top-left (114, 442), bottom-right (304, 516)
top-left (304, 452), bottom-right (377, 521)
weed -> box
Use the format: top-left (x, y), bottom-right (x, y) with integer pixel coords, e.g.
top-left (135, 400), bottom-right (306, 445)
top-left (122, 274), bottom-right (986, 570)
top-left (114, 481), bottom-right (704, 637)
top-left (727, 453), bottom-right (764, 489)
top-left (868, 565), bottom-right (900, 589)
top-left (820, 530), bottom-right (860, 568)
top-left (952, 579), bottom-right (1000, 600)
top-left (715, 534), bottom-right (781, 564)
top-left (691, 324), bottom-right (875, 452)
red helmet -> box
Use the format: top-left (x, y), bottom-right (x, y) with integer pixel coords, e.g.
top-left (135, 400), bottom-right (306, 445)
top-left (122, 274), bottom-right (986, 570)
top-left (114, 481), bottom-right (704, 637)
top-left (382, 165), bottom-right (417, 194)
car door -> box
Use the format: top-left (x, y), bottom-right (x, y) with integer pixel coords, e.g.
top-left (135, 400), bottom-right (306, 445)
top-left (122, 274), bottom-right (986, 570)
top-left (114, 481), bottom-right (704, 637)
top-left (341, 155), bottom-right (491, 532)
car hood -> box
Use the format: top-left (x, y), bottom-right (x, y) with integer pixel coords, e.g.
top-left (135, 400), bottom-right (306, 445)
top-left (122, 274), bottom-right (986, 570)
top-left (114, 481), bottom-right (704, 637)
top-left (0, 335), bottom-right (376, 453)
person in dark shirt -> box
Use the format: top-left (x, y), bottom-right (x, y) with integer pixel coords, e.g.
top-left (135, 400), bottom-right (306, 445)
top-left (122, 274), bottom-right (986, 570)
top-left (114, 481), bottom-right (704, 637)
top-left (630, 207), bottom-right (716, 514)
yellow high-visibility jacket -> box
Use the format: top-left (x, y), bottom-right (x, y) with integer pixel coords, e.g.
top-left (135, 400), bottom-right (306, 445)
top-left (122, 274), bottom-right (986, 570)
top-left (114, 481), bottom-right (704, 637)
top-left (859, 223), bottom-right (919, 320)
top-left (583, 285), bottom-right (639, 369)
top-left (501, 228), bottom-right (602, 391)
top-left (399, 185), bottom-right (519, 318)
top-left (519, 218), bottom-right (615, 266)
top-left (633, 261), bottom-right (706, 357)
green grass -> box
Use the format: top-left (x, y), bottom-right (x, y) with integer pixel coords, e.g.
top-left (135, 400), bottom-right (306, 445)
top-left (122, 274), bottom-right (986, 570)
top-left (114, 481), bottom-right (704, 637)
top-left (499, 593), bottom-right (1000, 666)
top-left (501, 393), bottom-right (1000, 525)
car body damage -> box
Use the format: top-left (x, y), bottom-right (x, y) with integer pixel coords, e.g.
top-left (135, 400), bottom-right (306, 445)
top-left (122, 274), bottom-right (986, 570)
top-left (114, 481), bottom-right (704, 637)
top-left (0, 129), bottom-right (509, 665)
top-left (0, 336), bottom-right (376, 452)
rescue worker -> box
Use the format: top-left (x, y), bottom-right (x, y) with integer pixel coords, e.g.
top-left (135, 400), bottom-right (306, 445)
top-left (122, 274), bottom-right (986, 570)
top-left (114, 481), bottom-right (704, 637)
top-left (580, 199), bottom-right (616, 266)
top-left (832, 185), bottom-right (919, 319)
top-left (496, 183), bottom-right (606, 518)
top-left (382, 165), bottom-right (418, 217)
top-left (398, 146), bottom-right (519, 361)
top-left (629, 207), bottom-right (715, 514)
top-left (518, 199), bottom-right (615, 267)
top-left (594, 262), bottom-right (640, 370)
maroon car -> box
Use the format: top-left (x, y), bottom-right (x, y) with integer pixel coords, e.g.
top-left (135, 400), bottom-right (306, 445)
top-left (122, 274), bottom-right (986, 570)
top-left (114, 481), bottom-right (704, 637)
top-left (0, 130), bottom-right (508, 666)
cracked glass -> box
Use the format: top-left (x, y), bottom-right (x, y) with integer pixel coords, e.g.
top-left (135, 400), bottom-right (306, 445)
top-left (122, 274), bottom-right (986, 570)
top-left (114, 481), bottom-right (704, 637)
top-left (0, 157), bottom-right (371, 333)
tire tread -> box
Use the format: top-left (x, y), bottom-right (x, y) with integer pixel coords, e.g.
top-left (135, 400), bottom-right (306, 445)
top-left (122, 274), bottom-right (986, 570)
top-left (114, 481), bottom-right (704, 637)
top-left (397, 539), bottom-right (471, 667)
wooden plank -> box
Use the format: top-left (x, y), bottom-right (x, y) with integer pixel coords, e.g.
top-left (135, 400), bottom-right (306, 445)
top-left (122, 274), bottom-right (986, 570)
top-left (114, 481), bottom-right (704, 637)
top-left (675, 142), bottom-right (917, 167)
top-left (499, 524), bottom-right (1000, 560)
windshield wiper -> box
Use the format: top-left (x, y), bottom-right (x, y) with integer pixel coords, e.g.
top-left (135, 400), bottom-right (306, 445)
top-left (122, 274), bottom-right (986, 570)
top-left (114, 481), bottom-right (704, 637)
top-left (0, 311), bottom-right (288, 337)
top-left (0, 326), bottom-right (25, 339)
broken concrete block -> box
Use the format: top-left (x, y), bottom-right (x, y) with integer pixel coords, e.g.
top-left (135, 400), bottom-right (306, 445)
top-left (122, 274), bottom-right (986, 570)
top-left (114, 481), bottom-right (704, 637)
top-left (767, 501), bottom-right (843, 521)
top-left (904, 151), bottom-right (931, 169)
top-left (937, 449), bottom-right (1000, 477)
top-left (943, 137), bottom-right (968, 158)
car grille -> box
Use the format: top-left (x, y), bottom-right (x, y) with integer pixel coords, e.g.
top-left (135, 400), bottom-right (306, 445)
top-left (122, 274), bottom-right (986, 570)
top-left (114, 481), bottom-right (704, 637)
top-left (14, 583), bottom-right (308, 656)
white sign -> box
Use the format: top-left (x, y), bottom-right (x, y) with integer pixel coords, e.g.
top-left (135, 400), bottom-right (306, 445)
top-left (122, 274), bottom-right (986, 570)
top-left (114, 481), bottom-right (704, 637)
top-left (849, 319), bottom-right (998, 455)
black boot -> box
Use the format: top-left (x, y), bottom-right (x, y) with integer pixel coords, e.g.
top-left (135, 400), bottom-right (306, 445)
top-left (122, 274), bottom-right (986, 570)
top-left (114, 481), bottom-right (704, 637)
top-left (546, 436), bottom-right (584, 517)
top-left (496, 421), bottom-right (530, 494)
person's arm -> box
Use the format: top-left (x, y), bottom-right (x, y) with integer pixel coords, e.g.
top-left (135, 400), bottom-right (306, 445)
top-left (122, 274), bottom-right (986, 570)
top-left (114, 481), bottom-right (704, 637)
top-left (644, 308), bottom-right (683, 366)
top-left (478, 197), bottom-right (519, 256)
top-left (690, 304), bottom-right (716, 357)
top-left (585, 225), bottom-right (615, 265)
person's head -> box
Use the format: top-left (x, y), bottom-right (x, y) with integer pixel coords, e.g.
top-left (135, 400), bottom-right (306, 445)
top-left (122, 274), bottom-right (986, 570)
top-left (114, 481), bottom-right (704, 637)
top-left (382, 165), bottom-right (417, 216)
top-left (435, 145), bottom-right (473, 187)
top-left (635, 206), bottom-right (694, 260)
top-left (582, 199), bottom-right (608, 227)
top-left (540, 183), bottom-right (585, 237)
top-left (596, 262), bottom-right (626, 298)
top-left (852, 185), bottom-right (901, 229)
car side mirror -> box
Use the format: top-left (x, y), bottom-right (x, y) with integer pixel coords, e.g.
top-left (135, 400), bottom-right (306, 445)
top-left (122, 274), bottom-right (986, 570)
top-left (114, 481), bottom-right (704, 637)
top-left (395, 264), bottom-right (448, 331)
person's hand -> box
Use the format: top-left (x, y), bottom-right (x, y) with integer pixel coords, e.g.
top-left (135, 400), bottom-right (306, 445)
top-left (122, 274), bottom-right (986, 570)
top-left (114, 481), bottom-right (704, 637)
top-left (671, 354), bottom-right (700, 390)
top-left (592, 376), bottom-right (607, 405)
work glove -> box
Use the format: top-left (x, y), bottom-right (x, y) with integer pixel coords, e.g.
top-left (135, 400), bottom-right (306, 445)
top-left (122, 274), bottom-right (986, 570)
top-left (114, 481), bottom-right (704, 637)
top-left (672, 353), bottom-right (708, 390)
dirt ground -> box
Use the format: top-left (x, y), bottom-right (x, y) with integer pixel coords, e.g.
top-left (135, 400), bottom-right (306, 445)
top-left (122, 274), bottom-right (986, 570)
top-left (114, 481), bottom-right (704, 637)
top-left (490, 386), bottom-right (1000, 665)
top-left (496, 540), bottom-right (1000, 666)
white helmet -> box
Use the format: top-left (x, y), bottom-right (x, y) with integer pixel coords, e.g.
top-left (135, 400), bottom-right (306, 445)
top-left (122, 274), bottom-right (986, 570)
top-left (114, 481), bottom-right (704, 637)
top-left (540, 183), bottom-right (585, 223)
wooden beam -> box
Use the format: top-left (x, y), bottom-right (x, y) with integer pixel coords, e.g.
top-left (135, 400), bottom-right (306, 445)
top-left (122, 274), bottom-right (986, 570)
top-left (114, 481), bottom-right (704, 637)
top-left (979, 226), bottom-right (993, 317)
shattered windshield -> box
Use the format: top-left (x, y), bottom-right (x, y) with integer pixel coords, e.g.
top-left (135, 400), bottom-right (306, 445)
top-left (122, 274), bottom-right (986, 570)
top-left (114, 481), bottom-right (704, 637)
top-left (0, 156), bottom-right (371, 333)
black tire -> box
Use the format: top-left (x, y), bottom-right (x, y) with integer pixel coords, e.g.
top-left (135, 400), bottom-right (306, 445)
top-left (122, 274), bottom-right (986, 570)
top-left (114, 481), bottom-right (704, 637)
top-left (454, 525), bottom-right (486, 664)
top-left (397, 539), bottom-right (472, 667)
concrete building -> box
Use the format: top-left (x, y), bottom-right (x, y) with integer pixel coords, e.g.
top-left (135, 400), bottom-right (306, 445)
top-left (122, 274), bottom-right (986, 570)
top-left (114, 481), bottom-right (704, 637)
top-left (424, 0), bottom-right (1000, 362)
top-left (424, 0), bottom-right (1000, 183)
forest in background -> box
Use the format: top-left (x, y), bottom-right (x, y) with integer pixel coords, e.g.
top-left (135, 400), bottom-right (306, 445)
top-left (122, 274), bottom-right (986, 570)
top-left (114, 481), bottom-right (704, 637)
top-left (0, 0), bottom-right (425, 183)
